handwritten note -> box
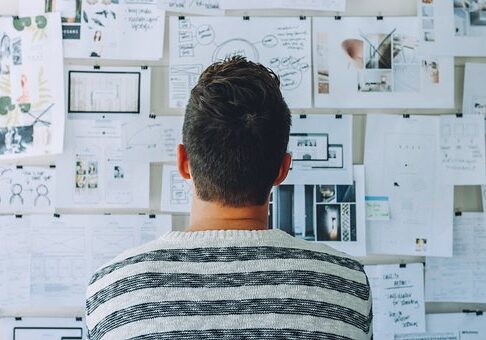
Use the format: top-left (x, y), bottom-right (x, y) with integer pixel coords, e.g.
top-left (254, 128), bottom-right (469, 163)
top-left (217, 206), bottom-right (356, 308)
top-left (365, 196), bottom-right (391, 221)
top-left (440, 114), bottom-right (486, 185)
top-left (365, 263), bottom-right (426, 339)
top-left (395, 333), bottom-right (458, 340)
top-left (162, 0), bottom-right (224, 15)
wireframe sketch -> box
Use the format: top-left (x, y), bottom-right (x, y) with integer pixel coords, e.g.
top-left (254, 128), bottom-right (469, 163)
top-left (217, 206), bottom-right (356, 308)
top-left (170, 16), bottom-right (312, 108)
top-left (170, 170), bottom-right (191, 205)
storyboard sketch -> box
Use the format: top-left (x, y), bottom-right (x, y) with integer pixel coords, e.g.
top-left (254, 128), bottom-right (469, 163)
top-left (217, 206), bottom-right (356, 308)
top-left (284, 114), bottom-right (353, 185)
top-left (221, 0), bottom-right (346, 11)
top-left (169, 16), bottom-right (312, 109)
top-left (365, 114), bottom-right (454, 257)
top-left (0, 316), bottom-right (86, 340)
top-left (0, 166), bottom-right (55, 214)
top-left (161, 164), bottom-right (193, 213)
top-left (313, 17), bottom-right (455, 108)
top-left (463, 63), bottom-right (486, 115)
top-left (66, 65), bottom-right (150, 119)
top-left (272, 165), bottom-right (366, 256)
top-left (364, 263), bottom-right (426, 340)
top-left (426, 312), bottom-right (486, 339)
top-left (0, 13), bottom-right (65, 160)
top-left (162, 0), bottom-right (224, 15)
top-left (425, 213), bottom-right (486, 304)
top-left (121, 115), bottom-right (183, 163)
top-left (418, 0), bottom-right (486, 56)
top-left (0, 214), bottom-right (171, 309)
top-left (56, 119), bottom-right (150, 210)
top-left (22, 0), bottom-right (165, 60)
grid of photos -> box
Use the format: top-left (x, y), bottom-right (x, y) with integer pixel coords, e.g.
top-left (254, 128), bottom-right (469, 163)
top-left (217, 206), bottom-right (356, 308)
top-left (75, 159), bottom-right (98, 191)
top-left (271, 183), bottom-right (357, 243)
top-left (454, 0), bottom-right (486, 37)
top-left (345, 29), bottom-right (422, 93)
top-left (288, 133), bottom-right (343, 170)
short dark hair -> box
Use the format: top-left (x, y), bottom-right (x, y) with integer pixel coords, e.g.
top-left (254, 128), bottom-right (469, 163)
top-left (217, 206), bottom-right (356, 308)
top-left (183, 56), bottom-right (291, 207)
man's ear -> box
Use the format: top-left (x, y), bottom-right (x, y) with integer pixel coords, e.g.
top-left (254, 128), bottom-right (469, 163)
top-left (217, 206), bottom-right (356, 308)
top-left (177, 144), bottom-right (191, 180)
top-left (273, 153), bottom-right (292, 186)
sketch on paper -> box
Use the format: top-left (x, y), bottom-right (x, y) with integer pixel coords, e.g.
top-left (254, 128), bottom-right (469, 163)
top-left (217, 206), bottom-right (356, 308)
top-left (161, 164), bottom-right (193, 213)
top-left (0, 13), bottom-right (65, 160)
top-left (313, 17), bottom-right (454, 108)
top-left (162, 0), bottom-right (223, 15)
top-left (0, 166), bottom-right (56, 214)
top-left (272, 165), bottom-right (365, 256)
top-left (170, 16), bottom-right (312, 108)
top-left (121, 115), bottom-right (183, 163)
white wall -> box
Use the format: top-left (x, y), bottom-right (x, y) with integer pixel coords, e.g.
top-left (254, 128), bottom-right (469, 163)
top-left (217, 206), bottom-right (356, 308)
top-left (3, 0), bottom-right (484, 322)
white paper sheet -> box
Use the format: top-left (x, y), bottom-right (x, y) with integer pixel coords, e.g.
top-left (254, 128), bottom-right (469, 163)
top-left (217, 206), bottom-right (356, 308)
top-left (394, 333), bottom-right (458, 340)
top-left (56, 119), bottom-right (150, 209)
top-left (221, 0), bottom-right (346, 11)
top-left (162, 0), bottom-right (224, 15)
top-left (0, 317), bottom-right (86, 340)
top-left (161, 164), bottom-right (193, 213)
top-left (284, 114), bottom-right (353, 185)
top-left (0, 166), bottom-right (56, 214)
top-left (427, 313), bottom-right (486, 339)
top-left (365, 114), bottom-right (454, 257)
top-left (66, 65), bottom-right (151, 119)
top-left (0, 13), bottom-right (65, 161)
top-left (121, 115), bottom-right (183, 163)
top-left (440, 114), bottom-right (486, 185)
top-left (418, 0), bottom-right (486, 57)
top-left (364, 263), bottom-right (426, 340)
top-left (21, 0), bottom-right (165, 60)
top-left (425, 213), bottom-right (486, 303)
top-left (313, 17), bottom-right (454, 109)
top-left (273, 165), bottom-right (366, 256)
top-left (29, 215), bottom-right (90, 307)
top-left (169, 16), bottom-right (312, 109)
top-left (0, 216), bottom-right (30, 308)
top-left (463, 63), bottom-right (486, 115)
top-left (0, 214), bottom-right (172, 309)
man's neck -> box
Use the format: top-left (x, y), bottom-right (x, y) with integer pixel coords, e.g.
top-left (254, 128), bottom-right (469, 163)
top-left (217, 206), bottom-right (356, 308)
top-left (187, 197), bottom-right (269, 232)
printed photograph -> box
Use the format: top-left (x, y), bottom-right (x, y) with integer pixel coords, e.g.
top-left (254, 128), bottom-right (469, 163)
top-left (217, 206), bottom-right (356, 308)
top-left (363, 33), bottom-right (392, 69)
top-left (317, 32), bottom-right (330, 94)
top-left (45, 0), bottom-right (82, 23)
top-left (454, 0), bottom-right (486, 36)
top-left (422, 60), bottom-right (440, 84)
top-left (357, 70), bottom-right (392, 92)
top-left (0, 126), bottom-right (34, 155)
top-left (12, 38), bottom-right (22, 66)
top-left (0, 34), bottom-right (11, 75)
top-left (113, 165), bottom-right (124, 179)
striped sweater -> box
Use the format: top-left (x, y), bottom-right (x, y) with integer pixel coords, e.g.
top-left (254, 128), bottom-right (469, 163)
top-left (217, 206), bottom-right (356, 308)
top-left (86, 229), bottom-right (373, 340)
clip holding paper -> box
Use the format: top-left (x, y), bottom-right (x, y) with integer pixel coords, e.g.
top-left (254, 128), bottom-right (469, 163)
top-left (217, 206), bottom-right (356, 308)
top-left (299, 16), bottom-right (307, 20)
top-left (149, 214), bottom-right (156, 219)
top-left (178, 16), bottom-right (185, 21)
top-left (149, 113), bottom-right (157, 119)
top-left (104, 212), bottom-right (112, 216)
top-left (463, 309), bottom-right (484, 316)
top-left (141, 65), bottom-right (148, 70)
top-left (243, 16), bottom-right (250, 21)
top-left (75, 317), bottom-right (83, 322)
top-left (334, 15), bottom-right (342, 20)
top-left (16, 165), bottom-right (23, 169)
top-left (455, 211), bottom-right (462, 217)
top-left (54, 213), bottom-right (61, 218)
top-left (94, 65), bottom-right (101, 70)
top-left (335, 114), bottom-right (343, 119)
top-left (49, 164), bottom-right (56, 169)
top-left (377, 15), bottom-right (384, 20)
top-left (299, 114), bottom-right (307, 119)
top-left (15, 214), bottom-right (23, 219)
top-left (399, 263), bottom-right (407, 268)
top-left (403, 114), bottom-right (410, 119)
top-left (456, 113), bottom-right (463, 118)
top-left (15, 317), bottom-right (22, 321)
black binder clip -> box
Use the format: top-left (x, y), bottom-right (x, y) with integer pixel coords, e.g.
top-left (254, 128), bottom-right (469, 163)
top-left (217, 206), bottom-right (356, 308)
top-left (16, 165), bottom-right (23, 169)
top-left (94, 65), bottom-right (101, 70)
top-left (141, 65), bottom-right (148, 70)
top-left (299, 114), bottom-right (307, 119)
top-left (456, 113), bottom-right (463, 118)
top-left (455, 211), bottom-right (462, 217)
top-left (399, 263), bottom-right (407, 268)
top-left (335, 114), bottom-right (343, 119)
top-left (243, 16), bottom-right (250, 21)
top-left (403, 114), bottom-right (410, 119)
top-left (149, 214), bottom-right (156, 219)
top-left (50, 164), bottom-right (56, 169)
top-left (299, 16), bottom-right (307, 20)
top-left (377, 15), bottom-right (384, 20)
top-left (334, 15), bottom-right (342, 20)
top-left (15, 214), bottom-right (23, 219)
top-left (178, 16), bottom-right (185, 21)
top-left (54, 213), bottom-right (61, 218)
